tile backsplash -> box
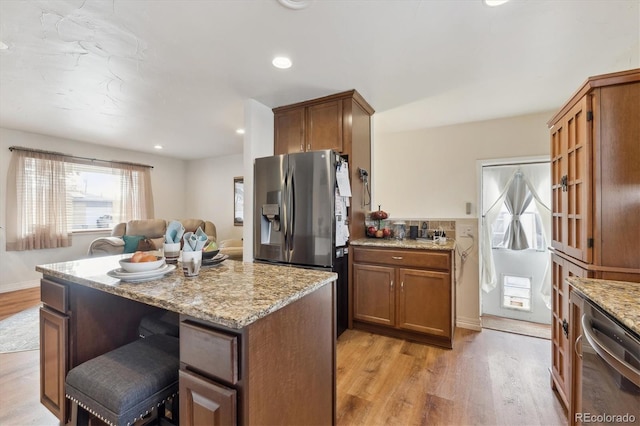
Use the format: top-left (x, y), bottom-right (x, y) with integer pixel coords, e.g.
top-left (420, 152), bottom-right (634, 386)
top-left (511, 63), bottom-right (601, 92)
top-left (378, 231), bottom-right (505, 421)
top-left (366, 215), bottom-right (457, 240)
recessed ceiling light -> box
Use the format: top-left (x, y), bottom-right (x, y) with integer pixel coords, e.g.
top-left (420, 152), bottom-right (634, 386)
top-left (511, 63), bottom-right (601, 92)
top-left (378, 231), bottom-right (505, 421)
top-left (153, 145), bottom-right (163, 150)
top-left (236, 129), bottom-right (245, 135)
top-left (277, 0), bottom-right (312, 10)
top-left (484, 0), bottom-right (510, 6)
top-left (272, 56), bottom-right (292, 69)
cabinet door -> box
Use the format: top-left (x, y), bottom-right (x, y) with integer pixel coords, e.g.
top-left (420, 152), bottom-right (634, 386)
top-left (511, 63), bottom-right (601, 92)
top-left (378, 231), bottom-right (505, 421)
top-left (397, 268), bottom-right (451, 338)
top-left (553, 96), bottom-right (592, 263)
top-left (569, 291), bottom-right (585, 426)
top-left (307, 100), bottom-right (343, 152)
top-left (353, 263), bottom-right (395, 326)
top-left (40, 307), bottom-right (68, 423)
top-left (551, 254), bottom-right (589, 409)
top-left (179, 370), bottom-right (237, 426)
top-left (274, 108), bottom-right (305, 154)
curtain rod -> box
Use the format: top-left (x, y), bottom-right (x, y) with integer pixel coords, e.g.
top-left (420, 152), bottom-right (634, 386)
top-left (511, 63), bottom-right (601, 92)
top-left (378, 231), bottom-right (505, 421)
top-left (8, 146), bottom-right (153, 169)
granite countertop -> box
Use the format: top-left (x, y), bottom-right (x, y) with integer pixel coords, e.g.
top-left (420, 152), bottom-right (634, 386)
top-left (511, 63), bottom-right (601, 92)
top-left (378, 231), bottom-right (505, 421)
top-left (36, 255), bottom-right (337, 330)
top-left (568, 277), bottom-right (640, 336)
top-left (350, 237), bottom-right (456, 251)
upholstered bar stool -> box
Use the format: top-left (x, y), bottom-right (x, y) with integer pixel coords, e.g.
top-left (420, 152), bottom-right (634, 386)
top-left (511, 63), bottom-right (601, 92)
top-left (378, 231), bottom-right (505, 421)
top-left (65, 334), bottom-right (180, 426)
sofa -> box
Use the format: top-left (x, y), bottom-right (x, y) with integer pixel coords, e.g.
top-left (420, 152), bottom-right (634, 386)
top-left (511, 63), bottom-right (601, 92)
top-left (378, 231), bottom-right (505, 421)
top-left (88, 218), bottom-right (217, 256)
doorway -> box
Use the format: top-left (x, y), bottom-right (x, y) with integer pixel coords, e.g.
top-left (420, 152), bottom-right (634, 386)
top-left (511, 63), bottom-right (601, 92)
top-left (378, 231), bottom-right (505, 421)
top-left (479, 159), bottom-right (551, 325)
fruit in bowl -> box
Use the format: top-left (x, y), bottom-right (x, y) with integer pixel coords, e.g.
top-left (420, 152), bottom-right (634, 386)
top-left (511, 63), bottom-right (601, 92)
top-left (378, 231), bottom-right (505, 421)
top-left (202, 241), bottom-right (220, 259)
top-left (119, 252), bottom-right (165, 273)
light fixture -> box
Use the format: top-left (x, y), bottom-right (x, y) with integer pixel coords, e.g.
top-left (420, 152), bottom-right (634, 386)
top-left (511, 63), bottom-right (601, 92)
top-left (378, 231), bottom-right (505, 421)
top-left (272, 56), bottom-right (292, 69)
top-left (153, 145), bottom-right (163, 150)
top-left (236, 129), bottom-right (245, 135)
top-left (0, 41), bottom-right (8, 50)
top-left (277, 0), bottom-right (312, 10)
top-left (484, 0), bottom-right (510, 6)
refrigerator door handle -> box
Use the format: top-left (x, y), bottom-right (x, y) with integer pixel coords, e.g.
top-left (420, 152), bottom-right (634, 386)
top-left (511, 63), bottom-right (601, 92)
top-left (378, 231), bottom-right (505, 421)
top-left (289, 170), bottom-right (295, 254)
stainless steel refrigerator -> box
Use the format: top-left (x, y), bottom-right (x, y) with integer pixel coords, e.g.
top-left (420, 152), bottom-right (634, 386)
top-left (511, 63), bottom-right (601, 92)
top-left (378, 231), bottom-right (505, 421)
top-left (254, 149), bottom-right (348, 335)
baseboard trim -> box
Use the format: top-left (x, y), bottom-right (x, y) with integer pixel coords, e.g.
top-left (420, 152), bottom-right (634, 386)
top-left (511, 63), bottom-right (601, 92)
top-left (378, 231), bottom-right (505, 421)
top-left (0, 280), bottom-right (40, 294)
top-left (456, 316), bottom-right (482, 331)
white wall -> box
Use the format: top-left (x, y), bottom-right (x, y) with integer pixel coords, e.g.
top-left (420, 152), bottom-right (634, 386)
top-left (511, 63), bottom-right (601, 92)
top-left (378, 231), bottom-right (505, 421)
top-left (373, 111), bottom-right (553, 329)
top-left (185, 154), bottom-right (244, 242)
top-left (0, 128), bottom-right (188, 292)
top-left (242, 99), bottom-right (275, 261)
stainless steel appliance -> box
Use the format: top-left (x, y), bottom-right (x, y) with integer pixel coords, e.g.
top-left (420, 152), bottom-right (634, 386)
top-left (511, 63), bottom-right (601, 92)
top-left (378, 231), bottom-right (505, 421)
top-left (579, 300), bottom-right (639, 424)
top-left (254, 150), bottom-right (349, 336)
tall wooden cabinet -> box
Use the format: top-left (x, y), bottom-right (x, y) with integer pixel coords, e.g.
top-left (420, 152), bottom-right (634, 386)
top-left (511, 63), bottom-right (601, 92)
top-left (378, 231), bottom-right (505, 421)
top-left (273, 90), bottom-right (374, 240)
top-left (547, 68), bottom-right (640, 410)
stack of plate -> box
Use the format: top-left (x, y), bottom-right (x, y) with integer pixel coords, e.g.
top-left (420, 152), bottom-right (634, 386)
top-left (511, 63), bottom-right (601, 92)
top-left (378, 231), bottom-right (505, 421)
top-left (107, 264), bottom-right (176, 283)
top-left (202, 253), bottom-right (229, 267)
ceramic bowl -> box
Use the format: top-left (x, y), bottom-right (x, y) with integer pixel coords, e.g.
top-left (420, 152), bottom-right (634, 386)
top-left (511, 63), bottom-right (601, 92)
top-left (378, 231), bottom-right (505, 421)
top-left (202, 249), bottom-right (220, 260)
top-left (119, 256), bottom-right (165, 273)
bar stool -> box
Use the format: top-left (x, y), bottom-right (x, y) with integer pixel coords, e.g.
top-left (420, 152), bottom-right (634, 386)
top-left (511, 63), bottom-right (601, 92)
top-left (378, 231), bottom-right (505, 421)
top-left (65, 333), bottom-right (180, 426)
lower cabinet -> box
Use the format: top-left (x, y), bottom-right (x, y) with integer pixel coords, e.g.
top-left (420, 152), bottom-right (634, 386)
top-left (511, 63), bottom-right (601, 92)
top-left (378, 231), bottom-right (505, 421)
top-left (569, 290), bottom-right (585, 426)
top-left (39, 307), bottom-right (68, 422)
top-left (179, 370), bottom-right (236, 426)
top-left (352, 246), bottom-right (454, 348)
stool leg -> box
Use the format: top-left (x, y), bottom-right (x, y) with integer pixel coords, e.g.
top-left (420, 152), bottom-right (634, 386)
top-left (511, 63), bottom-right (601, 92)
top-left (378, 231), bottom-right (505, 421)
top-left (69, 400), bottom-right (90, 426)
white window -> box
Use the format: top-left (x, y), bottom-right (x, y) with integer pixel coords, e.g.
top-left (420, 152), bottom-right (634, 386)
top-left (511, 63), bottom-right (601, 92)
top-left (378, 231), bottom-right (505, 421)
top-left (491, 201), bottom-right (545, 250)
top-left (67, 164), bottom-right (120, 230)
top-left (501, 274), bottom-right (532, 311)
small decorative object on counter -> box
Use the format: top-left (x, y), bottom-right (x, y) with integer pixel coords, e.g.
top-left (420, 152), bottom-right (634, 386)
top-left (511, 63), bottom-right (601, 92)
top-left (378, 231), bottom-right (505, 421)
top-left (393, 221), bottom-right (406, 240)
top-left (366, 205), bottom-right (391, 238)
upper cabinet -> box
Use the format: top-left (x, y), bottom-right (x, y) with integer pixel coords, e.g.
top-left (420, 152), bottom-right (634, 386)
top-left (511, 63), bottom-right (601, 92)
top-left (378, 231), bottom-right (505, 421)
top-left (548, 69), bottom-right (640, 277)
top-left (273, 90), bottom-right (374, 158)
top-left (273, 90), bottom-right (375, 240)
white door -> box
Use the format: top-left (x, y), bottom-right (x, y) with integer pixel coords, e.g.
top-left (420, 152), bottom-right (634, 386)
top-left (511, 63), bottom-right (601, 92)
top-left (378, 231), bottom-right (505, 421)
top-left (480, 161), bottom-right (551, 324)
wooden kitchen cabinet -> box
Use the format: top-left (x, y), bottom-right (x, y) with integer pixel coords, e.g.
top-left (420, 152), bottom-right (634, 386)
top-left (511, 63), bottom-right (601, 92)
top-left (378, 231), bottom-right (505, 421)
top-left (569, 290), bottom-right (585, 426)
top-left (179, 370), bottom-right (237, 426)
top-left (40, 279), bottom-right (69, 423)
top-left (548, 68), bottom-right (640, 410)
top-left (352, 246), bottom-right (454, 348)
top-left (273, 90), bottom-right (372, 157)
top-left (274, 89), bottom-right (374, 241)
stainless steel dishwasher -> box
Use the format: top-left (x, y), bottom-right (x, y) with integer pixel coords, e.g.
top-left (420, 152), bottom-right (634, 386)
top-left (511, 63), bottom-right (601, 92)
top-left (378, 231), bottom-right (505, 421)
top-left (579, 300), bottom-right (640, 424)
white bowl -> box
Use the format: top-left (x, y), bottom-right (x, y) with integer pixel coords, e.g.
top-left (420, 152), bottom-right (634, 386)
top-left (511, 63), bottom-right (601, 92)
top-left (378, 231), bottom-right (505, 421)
top-left (119, 256), bottom-right (165, 273)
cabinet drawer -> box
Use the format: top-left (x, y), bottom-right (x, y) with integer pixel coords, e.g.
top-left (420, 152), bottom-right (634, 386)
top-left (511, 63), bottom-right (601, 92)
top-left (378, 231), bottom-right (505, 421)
top-left (353, 247), bottom-right (450, 271)
top-left (180, 321), bottom-right (238, 384)
top-left (41, 279), bottom-right (68, 313)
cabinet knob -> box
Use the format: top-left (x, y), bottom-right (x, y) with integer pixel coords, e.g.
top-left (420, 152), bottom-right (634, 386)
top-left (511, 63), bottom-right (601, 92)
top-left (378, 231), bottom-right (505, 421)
top-left (562, 319), bottom-right (569, 338)
top-left (401, 281), bottom-right (404, 291)
top-left (392, 256), bottom-right (403, 260)
top-left (390, 280), bottom-right (394, 289)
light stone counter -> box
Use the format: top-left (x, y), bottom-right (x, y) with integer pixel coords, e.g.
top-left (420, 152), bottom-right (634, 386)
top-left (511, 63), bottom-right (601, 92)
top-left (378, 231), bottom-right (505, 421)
top-left (36, 255), bottom-right (336, 330)
top-left (350, 237), bottom-right (456, 251)
top-left (568, 277), bottom-right (640, 336)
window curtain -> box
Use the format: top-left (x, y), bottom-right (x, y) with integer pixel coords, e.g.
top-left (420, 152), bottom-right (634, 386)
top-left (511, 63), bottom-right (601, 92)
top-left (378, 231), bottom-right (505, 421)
top-left (501, 172), bottom-right (534, 250)
top-left (481, 163), bottom-right (552, 308)
top-left (6, 150), bottom-right (73, 251)
top-left (113, 163), bottom-right (154, 222)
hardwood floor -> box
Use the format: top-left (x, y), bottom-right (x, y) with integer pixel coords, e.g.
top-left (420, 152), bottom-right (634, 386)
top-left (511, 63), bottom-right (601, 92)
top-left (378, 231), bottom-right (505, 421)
top-left (0, 287), bottom-right (40, 320)
top-left (0, 325), bottom-right (567, 426)
top-left (336, 328), bottom-right (567, 426)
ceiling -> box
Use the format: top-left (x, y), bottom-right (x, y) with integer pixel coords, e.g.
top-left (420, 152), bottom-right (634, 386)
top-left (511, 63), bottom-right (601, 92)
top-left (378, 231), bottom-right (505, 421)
top-left (0, 0), bottom-right (638, 160)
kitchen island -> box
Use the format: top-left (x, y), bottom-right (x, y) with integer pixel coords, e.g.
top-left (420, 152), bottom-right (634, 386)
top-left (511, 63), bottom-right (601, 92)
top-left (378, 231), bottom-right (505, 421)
top-left (37, 255), bottom-right (337, 425)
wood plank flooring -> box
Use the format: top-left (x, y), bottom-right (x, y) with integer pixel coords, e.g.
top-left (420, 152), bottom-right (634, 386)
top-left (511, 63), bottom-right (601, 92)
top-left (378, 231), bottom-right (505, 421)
top-left (0, 326), bottom-right (568, 426)
top-left (336, 328), bottom-right (567, 426)
top-left (0, 287), bottom-right (40, 320)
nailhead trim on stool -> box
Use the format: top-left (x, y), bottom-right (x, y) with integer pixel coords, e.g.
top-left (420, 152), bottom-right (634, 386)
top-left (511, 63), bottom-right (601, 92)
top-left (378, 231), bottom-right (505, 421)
top-left (65, 334), bottom-right (180, 426)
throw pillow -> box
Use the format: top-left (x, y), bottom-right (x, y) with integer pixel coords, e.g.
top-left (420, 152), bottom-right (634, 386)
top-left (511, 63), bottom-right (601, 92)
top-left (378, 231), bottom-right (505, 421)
top-left (122, 235), bottom-right (145, 253)
top-left (137, 237), bottom-right (156, 252)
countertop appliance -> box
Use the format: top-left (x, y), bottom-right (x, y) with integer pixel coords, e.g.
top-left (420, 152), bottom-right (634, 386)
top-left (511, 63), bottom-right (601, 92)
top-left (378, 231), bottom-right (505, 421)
top-left (579, 300), bottom-right (639, 424)
top-left (254, 150), bottom-right (349, 336)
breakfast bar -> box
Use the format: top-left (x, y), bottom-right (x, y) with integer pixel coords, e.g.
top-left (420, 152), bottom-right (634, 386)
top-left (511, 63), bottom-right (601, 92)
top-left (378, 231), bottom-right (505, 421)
top-left (36, 255), bottom-right (337, 425)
